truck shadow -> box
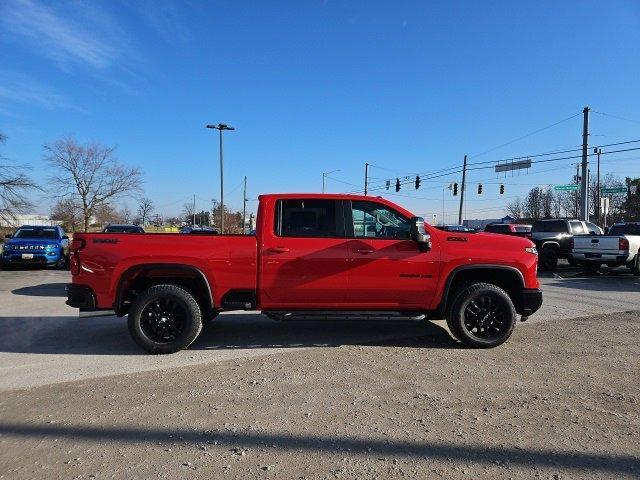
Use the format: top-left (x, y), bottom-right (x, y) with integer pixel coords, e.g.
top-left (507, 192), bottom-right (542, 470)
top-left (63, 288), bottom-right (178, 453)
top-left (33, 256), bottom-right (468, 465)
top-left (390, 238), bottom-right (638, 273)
top-left (11, 283), bottom-right (68, 297)
top-left (0, 314), bottom-right (458, 355)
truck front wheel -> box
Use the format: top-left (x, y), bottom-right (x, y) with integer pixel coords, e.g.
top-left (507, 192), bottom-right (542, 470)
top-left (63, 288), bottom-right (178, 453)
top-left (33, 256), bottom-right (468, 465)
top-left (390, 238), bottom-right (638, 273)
top-left (128, 284), bottom-right (203, 354)
top-left (446, 283), bottom-right (517, 348)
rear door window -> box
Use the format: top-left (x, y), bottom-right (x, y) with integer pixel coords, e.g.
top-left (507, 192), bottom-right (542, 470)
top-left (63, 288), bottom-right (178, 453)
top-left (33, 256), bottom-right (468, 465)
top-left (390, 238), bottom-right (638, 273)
top-left (570, 221), bottom-right (585, 234)
top-left (275, 199), bottom-right (338, 238)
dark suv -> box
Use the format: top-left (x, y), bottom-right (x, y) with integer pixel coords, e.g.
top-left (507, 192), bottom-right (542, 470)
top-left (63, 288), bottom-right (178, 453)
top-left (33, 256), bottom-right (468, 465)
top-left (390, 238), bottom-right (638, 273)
top-left (531, 219), bottom-right (602, 271)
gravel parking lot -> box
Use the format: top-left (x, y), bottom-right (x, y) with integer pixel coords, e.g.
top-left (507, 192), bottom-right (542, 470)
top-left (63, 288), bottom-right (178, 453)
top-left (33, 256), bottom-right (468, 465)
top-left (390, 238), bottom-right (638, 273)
top-left (0, 266), bottom-right (638, 478)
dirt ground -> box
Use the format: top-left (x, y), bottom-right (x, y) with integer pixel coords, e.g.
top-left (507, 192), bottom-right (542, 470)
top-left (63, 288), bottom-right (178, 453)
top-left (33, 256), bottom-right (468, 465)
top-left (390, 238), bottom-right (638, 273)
top-left (0, 312), bottom-right (638, 480)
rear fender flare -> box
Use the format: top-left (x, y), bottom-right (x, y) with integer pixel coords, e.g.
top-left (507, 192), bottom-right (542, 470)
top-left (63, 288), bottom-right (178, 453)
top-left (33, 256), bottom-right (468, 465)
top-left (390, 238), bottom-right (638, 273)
top-left (114, 263), bottom-right (213, 316)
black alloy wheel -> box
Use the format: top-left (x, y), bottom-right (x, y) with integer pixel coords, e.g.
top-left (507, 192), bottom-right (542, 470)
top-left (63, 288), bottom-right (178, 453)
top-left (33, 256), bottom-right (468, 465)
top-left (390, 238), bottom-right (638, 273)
top-left (446, 282), bottom-right (517, 348)
top-left (140, 297), bottom-right (187, 343)
top-left (128, 284), bottom-right (203, 354)
top-left (463, 294), bottom-right (508, 340)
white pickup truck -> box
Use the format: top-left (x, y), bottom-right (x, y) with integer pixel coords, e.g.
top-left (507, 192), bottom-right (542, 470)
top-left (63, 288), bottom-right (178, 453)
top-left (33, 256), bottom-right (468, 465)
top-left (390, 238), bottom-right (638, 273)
top-left (571, 222), bottom-right (640, 274)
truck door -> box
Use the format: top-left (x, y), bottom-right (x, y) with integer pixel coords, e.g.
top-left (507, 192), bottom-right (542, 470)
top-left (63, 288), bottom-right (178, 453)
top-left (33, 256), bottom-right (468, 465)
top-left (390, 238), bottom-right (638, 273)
top-left (345, 200), bottom-right (439, 308)
top-left (260, 198), bottom-right (350, 308)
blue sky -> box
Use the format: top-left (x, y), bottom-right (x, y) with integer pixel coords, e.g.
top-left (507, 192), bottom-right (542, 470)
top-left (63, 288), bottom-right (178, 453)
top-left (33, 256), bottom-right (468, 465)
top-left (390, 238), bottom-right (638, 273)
top-left (1, 0), bottom-right (640, 222)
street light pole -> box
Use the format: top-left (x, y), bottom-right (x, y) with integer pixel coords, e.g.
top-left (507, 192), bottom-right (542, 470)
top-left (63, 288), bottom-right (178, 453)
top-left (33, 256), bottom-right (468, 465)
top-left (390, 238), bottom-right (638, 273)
top-left (206, 123), bottom-right (235, 234)
top-left (321, 169), bottom-right (341, 193)
top-left (594, 147), bottom-right (602, 225)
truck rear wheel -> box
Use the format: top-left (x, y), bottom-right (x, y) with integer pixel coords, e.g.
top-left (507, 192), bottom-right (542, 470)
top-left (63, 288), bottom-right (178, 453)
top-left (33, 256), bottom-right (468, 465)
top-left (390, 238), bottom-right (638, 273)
top-left (128, 284), bottom-right (203, 354)
top-left (446, 283), bottom-right (516, 348)
top-left (632, 252), bottom-right (640, 276)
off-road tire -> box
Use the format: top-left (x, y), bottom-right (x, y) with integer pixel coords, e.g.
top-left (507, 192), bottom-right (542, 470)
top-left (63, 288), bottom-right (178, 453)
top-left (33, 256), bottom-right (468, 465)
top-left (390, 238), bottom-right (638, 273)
top-left (128, 284), bottom-right (203, 354)
top-left (446, 282), bottom-right (517, 348)
top-left (539, 248), bottom-right (558, 271)
top-left (632, 252), bottom-right (640, 276)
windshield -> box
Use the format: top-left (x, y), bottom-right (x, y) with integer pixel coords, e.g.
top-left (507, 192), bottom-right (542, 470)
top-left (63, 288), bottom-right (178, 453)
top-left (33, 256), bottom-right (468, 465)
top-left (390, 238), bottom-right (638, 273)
top-left (13, 227), bottom-right (59, 239)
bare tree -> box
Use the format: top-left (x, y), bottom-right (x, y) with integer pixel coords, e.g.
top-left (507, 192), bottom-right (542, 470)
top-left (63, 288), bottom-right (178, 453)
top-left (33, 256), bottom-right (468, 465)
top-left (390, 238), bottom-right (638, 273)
top-left (94, 203), bottom-right (123, 226)
top-left (50, 198), bottom-right (82, 232)
top-left (506, 197), bottom-right (523, 219)
top-left (119, 206), bottom-right (133, 223)
top-left (44, 137), bottom-right (142, 231)
top-left (0, 132), bottom-right (36, 225)
top-left (137, 197), bottom-right (154, 226)
top-left (182, 202), bottom-right (195, 224)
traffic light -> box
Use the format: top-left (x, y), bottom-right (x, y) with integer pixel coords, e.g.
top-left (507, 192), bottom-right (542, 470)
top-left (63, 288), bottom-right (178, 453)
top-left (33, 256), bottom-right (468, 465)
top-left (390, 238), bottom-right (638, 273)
top-left (453, 183), bottom-right (458, 196)
top-left (478, 184), bottom-right (483, 194)
top-left (385, 180), bottom-right (390, 190)
top-left (395, 178), bottom-right (401, 192)
top-left (415, 175), bottom-right (421, 190)
top-left (499, 184), bottom-right (505, 194)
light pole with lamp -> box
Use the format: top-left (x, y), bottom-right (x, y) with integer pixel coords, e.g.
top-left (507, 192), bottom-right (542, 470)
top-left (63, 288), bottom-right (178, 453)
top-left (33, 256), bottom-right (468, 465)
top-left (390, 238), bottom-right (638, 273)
top-left (322, 169), bottom-right (341, 193)
top-left (206, 123), bottom-right (235, 233)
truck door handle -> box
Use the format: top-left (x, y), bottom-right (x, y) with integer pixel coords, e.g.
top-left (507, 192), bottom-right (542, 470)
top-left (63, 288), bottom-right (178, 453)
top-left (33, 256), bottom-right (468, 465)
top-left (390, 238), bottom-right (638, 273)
top-left (353, 248), bottom-right (375, 254)
top-left (268, 247), bottom-right (290, 253)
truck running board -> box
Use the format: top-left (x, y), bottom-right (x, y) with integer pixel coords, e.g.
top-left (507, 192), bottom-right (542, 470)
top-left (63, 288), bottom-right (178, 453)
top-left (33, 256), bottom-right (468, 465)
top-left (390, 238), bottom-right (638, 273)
top-left (264, 311), bottom-right (427, 322)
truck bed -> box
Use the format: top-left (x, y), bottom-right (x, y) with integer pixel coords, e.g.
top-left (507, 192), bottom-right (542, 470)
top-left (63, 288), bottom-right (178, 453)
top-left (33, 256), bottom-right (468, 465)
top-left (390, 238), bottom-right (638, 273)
top-left (72, 233), bottom-right (258, 309)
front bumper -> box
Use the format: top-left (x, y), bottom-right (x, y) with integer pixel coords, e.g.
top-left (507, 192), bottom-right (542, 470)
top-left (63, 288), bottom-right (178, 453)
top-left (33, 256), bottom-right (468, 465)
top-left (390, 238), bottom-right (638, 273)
top-left (2, 250), bottom-right (61, 265)
top-left (520, 288), bottom-right (543, 316)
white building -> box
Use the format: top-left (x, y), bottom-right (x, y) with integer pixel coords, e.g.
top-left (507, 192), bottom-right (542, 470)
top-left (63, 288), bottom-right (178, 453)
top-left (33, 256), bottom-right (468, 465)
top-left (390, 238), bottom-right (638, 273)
top-left (0, 214), bottom-right (61, 228)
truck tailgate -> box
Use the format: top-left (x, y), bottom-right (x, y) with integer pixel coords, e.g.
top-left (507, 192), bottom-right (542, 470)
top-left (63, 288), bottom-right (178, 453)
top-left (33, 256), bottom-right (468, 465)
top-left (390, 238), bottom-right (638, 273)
top-left (573, 236), bottom-right (625, 255)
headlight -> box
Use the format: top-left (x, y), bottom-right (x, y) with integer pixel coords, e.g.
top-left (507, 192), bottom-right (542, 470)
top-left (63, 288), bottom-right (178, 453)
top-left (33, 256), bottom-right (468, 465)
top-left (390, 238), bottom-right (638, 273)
top-left (525, 246), bottom-right (538, 255)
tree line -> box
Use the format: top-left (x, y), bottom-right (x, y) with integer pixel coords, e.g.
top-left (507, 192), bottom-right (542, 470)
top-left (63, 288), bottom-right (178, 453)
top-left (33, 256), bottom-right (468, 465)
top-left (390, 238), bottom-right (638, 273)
top-left (506, 174), bottom-right (640, 224)
top-left (0, 132), bottom-right (247, 233)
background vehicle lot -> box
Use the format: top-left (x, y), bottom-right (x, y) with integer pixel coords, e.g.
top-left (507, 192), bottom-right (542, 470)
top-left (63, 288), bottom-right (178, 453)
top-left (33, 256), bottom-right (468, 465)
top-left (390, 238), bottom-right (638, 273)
top-left (0, 267), bottom-right (638, 478)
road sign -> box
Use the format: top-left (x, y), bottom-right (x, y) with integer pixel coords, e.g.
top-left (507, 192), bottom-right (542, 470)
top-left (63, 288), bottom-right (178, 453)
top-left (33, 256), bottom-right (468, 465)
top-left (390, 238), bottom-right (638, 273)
top-left (601, 187), bottom-right (627, 194)
top-left (495, 159), bottom-right (532, 173)
top-left (600, 197), bottom-right (610, 215)
top-left (554, 184), bottom-right (578, 191)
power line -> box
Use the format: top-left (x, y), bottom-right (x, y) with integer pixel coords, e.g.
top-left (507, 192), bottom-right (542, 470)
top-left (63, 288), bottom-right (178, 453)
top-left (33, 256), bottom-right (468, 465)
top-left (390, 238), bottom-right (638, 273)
top-left (593, 110), bottom-right (640, 126)
top-left (469, 111), bottom-right (583, 159)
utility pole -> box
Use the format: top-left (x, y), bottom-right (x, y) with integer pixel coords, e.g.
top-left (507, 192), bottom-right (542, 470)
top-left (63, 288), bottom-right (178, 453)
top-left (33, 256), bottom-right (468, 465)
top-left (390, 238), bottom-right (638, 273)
top-left (242, 175), bottom-right (247, 234)
top-left (594, 147), bottom-right (602, 224)
top-left (580, 106), bottom-right (590, 220)
top-left (364, 162), bottom-right (369, 196)
top-left (206, 123), bottom-right (235, 234)
top-left (458, 155), bottom-right (467, 224)
top-left (321, 169), bottom-right (340, 194)
top-left (193, 194), bottom-right (196, 226)
top-left (575, 164), bottom-right (580, 218)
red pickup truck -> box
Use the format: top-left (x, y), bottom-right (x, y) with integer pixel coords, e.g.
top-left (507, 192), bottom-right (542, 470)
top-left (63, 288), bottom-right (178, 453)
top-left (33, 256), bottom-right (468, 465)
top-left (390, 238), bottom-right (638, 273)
top-left (67, 194), bottom-right (542, 353)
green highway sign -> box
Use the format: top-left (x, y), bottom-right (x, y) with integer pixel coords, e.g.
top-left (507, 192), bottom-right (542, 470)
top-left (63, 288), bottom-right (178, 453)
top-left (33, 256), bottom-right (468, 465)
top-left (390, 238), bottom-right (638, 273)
top-left (601, 187), bottom-right (627, 194)
top-left (554, 184), bottom-right (578, 191)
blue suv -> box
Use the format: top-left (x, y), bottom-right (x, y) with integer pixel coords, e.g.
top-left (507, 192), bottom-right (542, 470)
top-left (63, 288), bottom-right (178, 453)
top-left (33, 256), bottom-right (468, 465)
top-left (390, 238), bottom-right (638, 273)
top-left (2, 225), bottom-right (70, 270)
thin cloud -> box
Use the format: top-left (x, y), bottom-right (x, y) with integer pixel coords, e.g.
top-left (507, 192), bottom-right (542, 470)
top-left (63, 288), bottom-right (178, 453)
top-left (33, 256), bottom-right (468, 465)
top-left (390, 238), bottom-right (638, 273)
top-left (131, 0), bottom-right (193, 44)
top-left (0, 71), bottom-right (81, 111)
top-left (1, 0), bottom-right (128, 70)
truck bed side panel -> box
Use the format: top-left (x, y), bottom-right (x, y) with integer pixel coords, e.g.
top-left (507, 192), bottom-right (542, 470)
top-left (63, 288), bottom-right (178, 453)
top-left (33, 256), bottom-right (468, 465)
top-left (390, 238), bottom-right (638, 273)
top-left (72, 233), bottom-right (257, 309)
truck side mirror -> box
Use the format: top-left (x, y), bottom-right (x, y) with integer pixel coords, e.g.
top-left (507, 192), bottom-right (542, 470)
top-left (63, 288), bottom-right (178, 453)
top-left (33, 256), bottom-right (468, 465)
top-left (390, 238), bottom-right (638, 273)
top-left (4, 234), bottom-right (11, 239)
top-left (410, 217), bottom-right (431, 252)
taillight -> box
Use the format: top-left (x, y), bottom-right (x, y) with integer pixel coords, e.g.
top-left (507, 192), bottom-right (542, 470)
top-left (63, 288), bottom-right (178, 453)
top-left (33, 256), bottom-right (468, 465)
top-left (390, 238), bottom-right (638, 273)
top-left (70, 238), bottom-right (85, 252)
top-left (70, 238), bottom-right (85, 275)
top-left (619, 237), bottom-right (629, 250)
